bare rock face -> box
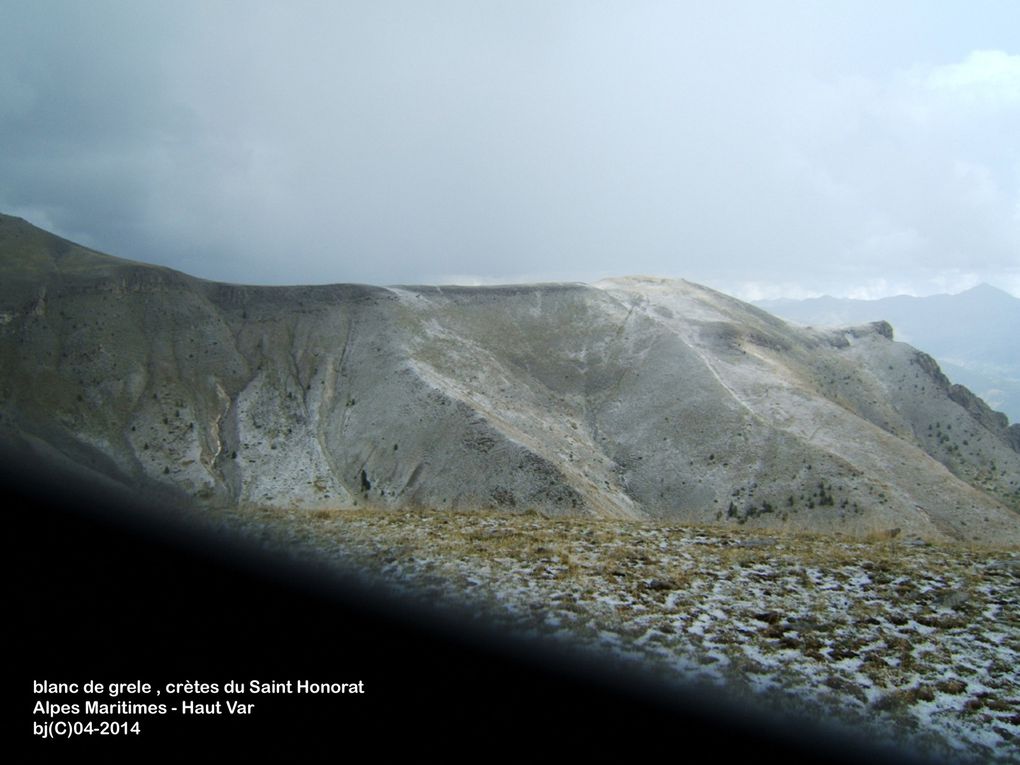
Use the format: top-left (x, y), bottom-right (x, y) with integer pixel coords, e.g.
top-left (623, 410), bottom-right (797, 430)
top-left (1, 213), bottom-right (1018, 544)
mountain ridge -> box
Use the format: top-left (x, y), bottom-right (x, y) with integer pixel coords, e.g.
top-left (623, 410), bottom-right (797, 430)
top-left (755, 286), bottom-right (1020, 424)
top-left (2, 213), bottom-right (1018, 544)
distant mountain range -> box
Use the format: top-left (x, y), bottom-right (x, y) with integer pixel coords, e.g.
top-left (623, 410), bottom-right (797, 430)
top-left (755, 285), bottom-right (1020, 424)
top-left (1, 212), bottom-right (1018, 544)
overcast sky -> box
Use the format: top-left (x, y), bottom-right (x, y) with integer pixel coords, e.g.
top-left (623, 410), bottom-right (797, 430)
top-left (1, 1), bottom-right (1018, 299)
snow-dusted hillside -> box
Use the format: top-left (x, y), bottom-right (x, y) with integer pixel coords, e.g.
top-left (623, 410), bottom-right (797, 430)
top-left (2, 213), bottom-right (1018, 543)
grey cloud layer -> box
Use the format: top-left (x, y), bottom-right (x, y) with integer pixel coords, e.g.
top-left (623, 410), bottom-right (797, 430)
top-left (1, 1), bottom-right (1018, 297)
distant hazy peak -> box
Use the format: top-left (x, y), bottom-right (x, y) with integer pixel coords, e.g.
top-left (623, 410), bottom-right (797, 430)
top-left (760, 282), bottom-right (1017, 306)
top-left (955, 282), bottom-right (1015, 300)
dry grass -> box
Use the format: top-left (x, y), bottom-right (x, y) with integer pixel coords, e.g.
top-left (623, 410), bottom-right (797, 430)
top-left (208, 504), bottom-right (1020, 764)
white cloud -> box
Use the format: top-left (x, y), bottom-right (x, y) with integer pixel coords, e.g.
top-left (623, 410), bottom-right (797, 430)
top-left (1000, 272), bottom-right (1020, 298)
top-left (728, 282), bottom-right (825, 302)
top-left (924, 50), bottom-right (1020, 105)
top-left (777, 49), bottom-right (1020, 292)
top-left (845, 279), bottom-right (917, 301)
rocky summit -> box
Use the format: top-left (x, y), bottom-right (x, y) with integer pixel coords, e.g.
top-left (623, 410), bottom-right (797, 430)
top-left (1, 212), bottom-right (1018, 544)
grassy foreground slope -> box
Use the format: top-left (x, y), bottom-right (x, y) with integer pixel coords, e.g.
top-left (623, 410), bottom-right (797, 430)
top-left (215, 506), bottom-right (1020, 764)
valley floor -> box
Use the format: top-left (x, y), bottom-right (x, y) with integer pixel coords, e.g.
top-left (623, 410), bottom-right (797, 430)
top-left (211, 506), bottom-right (1020, 763)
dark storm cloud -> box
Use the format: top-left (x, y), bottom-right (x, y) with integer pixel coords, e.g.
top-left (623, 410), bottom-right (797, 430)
top-left (1, 1), bottom-right (1018, 296)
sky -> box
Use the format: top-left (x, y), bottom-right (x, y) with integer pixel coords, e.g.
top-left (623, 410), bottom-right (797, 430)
top-left (1, 1), bottom-right (1018, 300)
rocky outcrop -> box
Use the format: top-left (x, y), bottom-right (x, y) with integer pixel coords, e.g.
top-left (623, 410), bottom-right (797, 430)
top-left (948, 384), bottom-right (1016, 449)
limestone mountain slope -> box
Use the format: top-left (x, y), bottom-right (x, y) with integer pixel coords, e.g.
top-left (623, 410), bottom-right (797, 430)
top-left (1, 213), bottom-right (1018, 544)
top-left (755, 286), bottom-right (1020, 424)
